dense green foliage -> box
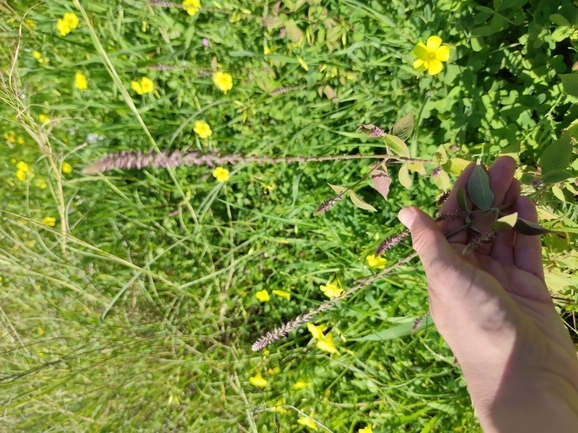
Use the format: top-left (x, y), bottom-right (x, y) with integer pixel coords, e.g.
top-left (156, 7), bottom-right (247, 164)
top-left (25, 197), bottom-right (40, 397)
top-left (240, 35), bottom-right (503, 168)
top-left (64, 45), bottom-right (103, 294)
top-left (1, 0), bottom-right (577, 431)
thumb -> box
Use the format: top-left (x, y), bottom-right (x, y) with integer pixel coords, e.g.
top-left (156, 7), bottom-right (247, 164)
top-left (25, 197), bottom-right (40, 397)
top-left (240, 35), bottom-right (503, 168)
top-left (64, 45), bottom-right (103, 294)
top-left (398, 207), bottom-right (458, 275)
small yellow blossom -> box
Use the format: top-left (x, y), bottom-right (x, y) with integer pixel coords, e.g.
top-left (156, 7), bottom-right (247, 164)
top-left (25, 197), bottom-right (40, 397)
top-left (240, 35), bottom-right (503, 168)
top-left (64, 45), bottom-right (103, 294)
top-left (249, 371), bottom-right (267, 388)
top-left (17, 136), bottom-right (24, 145)
top-left (33, 50), bottom-right (41, 59)
top-left (131, 77), bottom-right (154, 95)
top-left (272, 289), bottom-right (291, 300)
top-left (413, 35), bottom-right (450, 76)
top-left (267, 366), bottom-right (280, 375)
top-left (320, 281), bottom-right (344, 299)
top-left (293, 380), bottom-right (312, 389)
top-left (316, 331), bottom-right (337, 354)
top-left (298, 417), bottom-right (318, 431)
top-left (182, 0), bottom-right (201, 16)
top-left (307, 323), bottom-right (326, 340)
top-left (264, 46), bottom-right (272, 55)
top-left (39, 114), bottom-right (50, 123)
top-left (270, 399), bottom-right (288, 414)
top-left (359, 426), bottom-right (373, 433)
top-left (213, 71), bottom-right (233, 94)
top-left (4, 131), bottom-right (15, 143)
top-left (16, 161), bottom-right (31, 173)
top-left (16, 170), bottom-right (26, 181)
top-left (62, 162), bottom-right (72, 173)
top-left (35, 179), bottom-right (47, 189)
top-left (212, 167), bottom-right (230, 182)
top-left (57, 12), bottom-right (79, 37)
top-left (75, 72), bottom-right (88, 90)
top-left (366, 254), bottom-right (387, 269)
top-left (193, 120), bottom-right (212, 138)
top-left (37, 327), bottom-right (44, 335)
top-left (42, 217), bottom-right (56, 227)
top-left (255, 289), bottom-right (270, 302)
top-left (25, 19), bottom-right (35, 27)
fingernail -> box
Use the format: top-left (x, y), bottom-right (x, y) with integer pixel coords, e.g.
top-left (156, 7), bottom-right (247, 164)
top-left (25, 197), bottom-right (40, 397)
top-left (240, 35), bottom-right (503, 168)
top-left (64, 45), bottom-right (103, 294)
top-left (398, 207), bottom-right (416, 229)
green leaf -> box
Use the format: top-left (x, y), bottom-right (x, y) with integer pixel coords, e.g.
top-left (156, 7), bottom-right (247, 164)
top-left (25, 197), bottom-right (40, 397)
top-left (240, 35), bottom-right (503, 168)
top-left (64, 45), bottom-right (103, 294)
top-left (284, 19), bottom-right (304, 43)
top-left (540, 134), bottom-right (572, 174)
top-left (559, 74), bottom-right (578, 97)
top-left (552, 185), bottom-right (566, 202)
top-left (391, 111), bottom-right (414, 141)
top-left (468, 164), bottom-right (494, 209)
top-left (542, 170), bottom-right (573, 184)
top-left (513, 218), bottom-right (565, 237)
top-left (349, 191), bottom-right (377, 212)
top-left (353, 317), bottom-right (432, 341)
top-left (398, 164), bottom-right (412, 189)
top-left (432, 170), bottom-right (450, 191)
top-left (442, 158), bottom-right (471, 176)
top-left (328, 183), bottom-right (347, 195)
top-left (492, 212), bottom-right (518, 233)
top-left (550, 13), bottom-right (570, 26)
top-left (384, 134), bottom-right (410, 157)
top-left (433, 145), bottom-right (448, 166)
top-left (457, 185), bottom-right (469, 212)
top-left (371, 167), bottom-right (392, 200)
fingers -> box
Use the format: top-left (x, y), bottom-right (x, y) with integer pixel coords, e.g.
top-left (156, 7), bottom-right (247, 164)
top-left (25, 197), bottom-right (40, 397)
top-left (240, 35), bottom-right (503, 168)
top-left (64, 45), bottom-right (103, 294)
top-left (490, 179), bottom-right (520, 266)
top-left (514, 196), bottom-right (545, 282)
top-left (399, 207), bottom-right (459, 279)
top-left (439, 162), bottom-right (476, 244)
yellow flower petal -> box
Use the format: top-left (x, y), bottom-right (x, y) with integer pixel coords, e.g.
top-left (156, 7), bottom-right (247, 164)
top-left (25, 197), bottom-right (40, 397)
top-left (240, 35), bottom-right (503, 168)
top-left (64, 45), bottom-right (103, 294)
top-left (140, 77), bottom-right (154, 93)
top-left (272, 289), bottom-right (291, 300)
top-left (42, 217), bottom-right (56, 227)
top-left (413, 58), bottom-right (427, 72)
top-left (359, 426), bottom-right (373, 433)
top-left (412, 42), bottom-right (428, 58)
top-left (255, 289), bottom-right (270, 302)
top-left (426, 35), bottom-right (442, 51)
top-left (212, 167), bottom-right (230, 182)
top-left (62, 162), bottom-right (72, 174)
top-left (75, 72), bottom-right (88, 90)
top-left (63, 13), bottom-right (79, 29)
top-left (267, 366), bottom-right (280, 375)
top-left (293, 380), bottom-right (312, 389)
top-left (194, 120), bottom-right (212, 138)
top-left (249, 371), bottom-right (267, 387)
top-left (298, 417), bottom-right (318, 431)
top-left (316, 332), bottom-right (337, 353)
top-left (436, 45), bottom-right (450, 62)
top-left (366, 254), bottom-right (387, 269)
top-left (213, 71), bottom-right (233, 94)
top-left (319, 282), bottom-right (344, 299)
top-left (131, 81), bottom-right (143, 95)
top-left (427, 58), bottom-right (443, 75)
top-left (182, 0), bottom-right (201, 16)
top-left (307, 323), bottom-right (326, 340)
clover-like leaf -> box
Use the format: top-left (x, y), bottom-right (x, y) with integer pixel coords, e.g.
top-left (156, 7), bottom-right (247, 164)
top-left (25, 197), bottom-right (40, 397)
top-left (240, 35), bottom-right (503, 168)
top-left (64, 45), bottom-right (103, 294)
top-left (468, 163), bottom-right (494, 209)
top-left (492, 212), bottom-right (518, 233)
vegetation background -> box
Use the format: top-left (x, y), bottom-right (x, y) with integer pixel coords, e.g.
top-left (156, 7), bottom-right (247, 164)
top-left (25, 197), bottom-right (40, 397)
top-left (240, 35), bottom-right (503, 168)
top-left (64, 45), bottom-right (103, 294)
top-left (1, 0), bottom-right (578, 431)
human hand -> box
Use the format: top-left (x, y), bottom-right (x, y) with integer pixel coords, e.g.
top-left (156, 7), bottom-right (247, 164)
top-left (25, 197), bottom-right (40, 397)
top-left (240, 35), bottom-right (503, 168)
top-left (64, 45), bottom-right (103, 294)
top-left (398, 156), bottom-right (578, 433)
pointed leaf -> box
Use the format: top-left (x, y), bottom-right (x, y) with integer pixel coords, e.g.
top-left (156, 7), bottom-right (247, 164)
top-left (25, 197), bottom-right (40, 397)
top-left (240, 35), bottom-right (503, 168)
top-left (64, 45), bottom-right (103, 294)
top-left (391, 111), bottom-right (414, 141)
top-left (432, 170), bottom-right (450, 191)
top-left (468, 163), bottom-right (494, 209)
top-left (407, 162), bottom-right (426, 175)
top-left (542, 170), bottom-right (573, 184)
top-left (433, 145), bottom-right (448, 166)
top-left (552, 186), bottom-right (566, 202)
top-left (513, 218), bottom-right (566, 237)
top-left (540, 134), bottom-right (572, 174)
top-left (492, 212), bottom-right (518, 233)
top-left (349, 191), bottom-right (377, 212)
top-left (398, 164), bottom-right (412, 189)
top-left (457, 185), bottom-right (469, 212)
top-left (384, 134), bottom-right (410, 158)
top-left (371, 167), bottom-right (392, 200)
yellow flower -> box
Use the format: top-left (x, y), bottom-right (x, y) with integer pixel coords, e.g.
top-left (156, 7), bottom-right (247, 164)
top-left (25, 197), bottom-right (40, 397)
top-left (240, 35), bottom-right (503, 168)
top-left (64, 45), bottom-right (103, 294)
top-left (293, 380), bottom-right (312, 389)
top-left (56, 12), bottom-right (79, 37)
top-left (16, 170), bottom-right (26, 181)
top-left (359, 426), bottom-right (373, 433)
top-left (212, 167), bottom-right (230, 182)
top-left (62, 162), bottom-right (72, 173)
top-left (37, 327), bottom-right (44, 335)
top-left (42, 217), bottom-right (56, 227)
top-left (272, 289), bottom-right (291, 300)
top-left (33, 50), bottom-right (41, 59)
top-left (182, 0), bottom-right (201, 16)
top-left (316, 331), bottom-right (337, 354)
top-left (213, 71), bottom-right (233, 94)
top-left (4, 131), bottom-right (15, 143)
top-left (25, 19), bottom-right (35, 27)
top-left (35, 179), bottom-right (47, 189)
top-left (131, 77), bottom-right (154, 95)
top-left (267, 366), bottom-right (280, 375)
top-left (320, 281), bottom-right (344, 299)
top-left (16, 161), bottom-right (31, 173)
top-left (307, 323), bottom-right (326, 340)
top-left (366, 254), bottom-right (387, 269)
top-left (39, 114), bottom-right (50, 123)
top-left (270, 399), bottom-right (288, 414)
top-left (298, 417), bottom-right (318, 431)
top-left (193, 120), bottom-right (212, 138)
top-left (249, 371), bottom-right (267, 388)
top-left (255, 289), bottom-right (270, 302)
top-left (17, 136), bottom-right (24, 145)
top-left (413, 35), bottom-right (450, 75)
top-left (75, 72), bottom-right (88, 90)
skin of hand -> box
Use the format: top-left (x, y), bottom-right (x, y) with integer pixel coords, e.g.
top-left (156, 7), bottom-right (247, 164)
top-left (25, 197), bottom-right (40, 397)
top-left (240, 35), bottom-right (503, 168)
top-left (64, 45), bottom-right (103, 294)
top-left (398, 156), bottom-right (578, 433)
